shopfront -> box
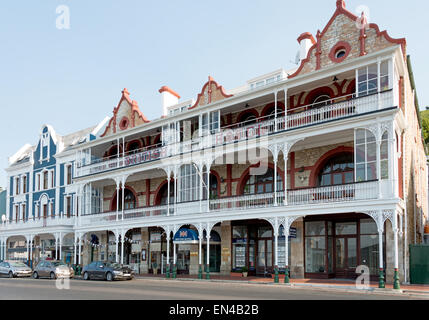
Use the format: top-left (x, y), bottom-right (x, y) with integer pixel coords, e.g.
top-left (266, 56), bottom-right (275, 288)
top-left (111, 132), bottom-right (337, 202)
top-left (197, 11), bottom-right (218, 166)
top-left (304, 213), bottom-right (385, 280)
top-left (203, 230), bottom-right (221, 273)
top-left (231, 220), bottom-right (292, 276)
top-left (173, 228), bottom-right (199, 275)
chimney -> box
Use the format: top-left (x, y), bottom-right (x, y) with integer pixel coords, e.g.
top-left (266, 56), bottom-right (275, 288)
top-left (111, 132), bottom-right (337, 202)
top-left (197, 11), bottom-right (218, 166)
top-left (297, 32), bottom-right (316, 61)
top-left (159, 86), bottom-right (181, 117)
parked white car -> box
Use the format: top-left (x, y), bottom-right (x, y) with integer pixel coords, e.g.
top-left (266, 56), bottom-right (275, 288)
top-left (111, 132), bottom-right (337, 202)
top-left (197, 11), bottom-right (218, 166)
top-left (0, 261), bottom-right (32, 278)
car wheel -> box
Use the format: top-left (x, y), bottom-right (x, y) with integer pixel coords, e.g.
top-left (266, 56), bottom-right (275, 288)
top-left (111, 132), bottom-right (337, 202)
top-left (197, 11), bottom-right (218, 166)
top-left (50, 272), bottom-right (56, 280)
top-left (106, 272), bottom-right (113, 281)
top-left (33, 272), bottom-right (38, 279)
top-left (83, 272), bottom-right (90, 281)
top-left (8, 271), bottom-right (14, 279)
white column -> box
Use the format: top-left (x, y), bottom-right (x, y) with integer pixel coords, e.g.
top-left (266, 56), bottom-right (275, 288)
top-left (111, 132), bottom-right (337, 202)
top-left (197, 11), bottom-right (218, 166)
top-left (393, 213), bottom-right (399, 271)
top-left (121, 179), bottom-right (125, 220)
top-left (174, 168), bottom-right (178, 215)
top-left (378, 229), bottom-right (384, 271)
top-left (199, 165), bottom-right (203, 213)
top-left (120, 232), bottom-right (124, 265)
top-left (376, 136), bottom-right (382, 198)
top-left (59, 233), bottom-right (62, 262)
top-left (54, 236), bottom-right (58, 260)
top-left (199, 234), bottom-right (202, 266)
top-left (26, 238), bottom-right (30, 262)
top-left (167, 173), bottom-right (171, 216)
top-left (285, 227), bottom-right (290, 269)
top-left (274, 91), bottom-right (278, 132)
top-left (173, 241), bottom-right (177, 265)
top-left (78, 236), bottom-right (82, 265)
top-left (206, 230), bottom-right (210, 269)
top-left (206, 164), bottom-right (211, 212)
top-left (284, 154), bottom-right (289, 205)
top-left (73, 238), bottom-right (77, 265)
top-left (274, 156), bottom-right (278, 206)
top-left (29, 236), bottom-right (33, 266)
top-left (274, 230), bottom-right (279, 268)
top-left (284, 88), bottom-right (288, 130)
top-left (166, 232), bottom-right (170, 268)
top-left (115, 234), bottom-right (119, 263)
top-left (116, 180), bottom-right (120, 221)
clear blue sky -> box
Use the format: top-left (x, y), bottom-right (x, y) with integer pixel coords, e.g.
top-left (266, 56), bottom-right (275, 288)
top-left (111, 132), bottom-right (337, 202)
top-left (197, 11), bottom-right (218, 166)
top-left (0, 0), bottom-right (428, 188)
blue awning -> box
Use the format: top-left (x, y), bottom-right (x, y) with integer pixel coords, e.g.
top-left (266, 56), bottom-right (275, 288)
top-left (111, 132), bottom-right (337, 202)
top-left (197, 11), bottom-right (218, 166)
top-left (173, 229), bottom-right (199, 244)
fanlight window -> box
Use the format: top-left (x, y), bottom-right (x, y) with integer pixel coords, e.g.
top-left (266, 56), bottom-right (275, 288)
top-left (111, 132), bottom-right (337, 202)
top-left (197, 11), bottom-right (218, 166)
top-left (318, 154), bottom-right (354, 187)
top-left (243, 168), bottom-right (283, 195)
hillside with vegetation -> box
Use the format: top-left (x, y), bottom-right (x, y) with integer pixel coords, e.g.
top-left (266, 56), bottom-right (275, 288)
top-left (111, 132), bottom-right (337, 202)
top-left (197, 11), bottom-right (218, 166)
top-left (421, 110), bottom-right (429, 154)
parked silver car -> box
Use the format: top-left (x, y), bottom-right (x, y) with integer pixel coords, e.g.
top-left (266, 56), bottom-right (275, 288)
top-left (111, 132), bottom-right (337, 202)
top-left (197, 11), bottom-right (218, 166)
top-left (0, 261), bottom-right (32, 278)
top-left (33, 260), bottom-right (74, 279)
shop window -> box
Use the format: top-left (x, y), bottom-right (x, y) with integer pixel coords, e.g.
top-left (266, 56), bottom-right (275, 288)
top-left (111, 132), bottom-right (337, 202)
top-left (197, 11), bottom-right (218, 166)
top-left (360, 219), bottom-right (385, 275)
top-left (355, 129), bottom-right (377, 182)
top-left (318, 153), bottom-right (354, 187)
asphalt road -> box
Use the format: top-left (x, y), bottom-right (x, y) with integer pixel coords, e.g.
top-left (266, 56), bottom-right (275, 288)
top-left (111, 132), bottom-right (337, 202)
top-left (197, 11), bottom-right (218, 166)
top-left (0, 277), bottom-right (426, 300)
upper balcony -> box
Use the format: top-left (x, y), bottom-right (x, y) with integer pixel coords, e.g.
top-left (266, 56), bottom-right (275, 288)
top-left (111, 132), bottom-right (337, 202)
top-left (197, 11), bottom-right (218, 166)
top-left (75, 89), bottom-right (394, 179)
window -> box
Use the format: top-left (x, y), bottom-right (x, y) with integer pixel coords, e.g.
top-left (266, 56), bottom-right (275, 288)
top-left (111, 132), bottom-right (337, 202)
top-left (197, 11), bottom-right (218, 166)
top-left (239, 113), bottom-right (257, 126)
top-left (66, 197), bottom-right (72, 217)
top-left (23, 176), bottom-right (27, 194)
top-left (210, 111), bottom-right (220, 134)
top-left (15, 177), bottom-right (20, 195)
top-left (311, 94), bottom-right (332, 109)
top-left (202, 174), bottom-right (219, 200)
top-left (335, 49), bottom-right (346, 59)
top-left (36, 174), bottom-right (41, 192)
top-left (66, 165), bottom-right (72, 185)
top-left (318, 154), bottom-right (354, 187)
top-left (355, 129), bottom-right (377, 182)
top-left (15, 205), bottom-right (19, 222)
top-left (50, 170), bottom-right (55, 188)
top-left (22, 204), bottom-right (26, 221)
top-left (305, 221), bottom-right (327, 273)
top-left (158, 182), bottom-right (174, 205)
top-left (380, 132), bottom-right (389, 180)
top-left (179, 165), bottom-right (200, 202)
top-left (357, 61), bottom-right (389, 96)
top-left (243, 168), bottom-right (283, 195)
top-left (50, 202), bottom-right (54, 218)
top-left (43, 171), bottom-right (48, 190)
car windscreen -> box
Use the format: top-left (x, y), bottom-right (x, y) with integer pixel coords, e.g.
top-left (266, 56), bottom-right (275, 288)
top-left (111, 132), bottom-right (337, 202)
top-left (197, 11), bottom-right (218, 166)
top-left (9, 262), bottom-right (27, 267)
top-left (105, 263), bottom-right (121, 269)
top-left (51, 262), bottom-right (66, 267)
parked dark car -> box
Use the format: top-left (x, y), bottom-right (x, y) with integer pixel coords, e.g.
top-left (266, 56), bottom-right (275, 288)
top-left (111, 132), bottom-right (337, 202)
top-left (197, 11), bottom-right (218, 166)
top-left (33, 260), bottom-right (74, 279)
top-left (82, 261), bottom-right (134, 281)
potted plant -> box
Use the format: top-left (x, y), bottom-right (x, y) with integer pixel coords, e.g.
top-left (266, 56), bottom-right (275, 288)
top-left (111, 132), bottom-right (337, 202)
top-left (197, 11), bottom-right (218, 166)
top-left (241, 267), bottom-right (249, 278)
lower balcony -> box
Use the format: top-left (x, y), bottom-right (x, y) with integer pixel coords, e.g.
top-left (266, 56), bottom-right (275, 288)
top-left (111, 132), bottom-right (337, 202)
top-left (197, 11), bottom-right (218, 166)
top-left (0, 216), bottom-right (75, 232)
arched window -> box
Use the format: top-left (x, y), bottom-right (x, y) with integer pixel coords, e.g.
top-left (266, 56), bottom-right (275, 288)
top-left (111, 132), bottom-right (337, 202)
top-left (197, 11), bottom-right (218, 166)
top-left (158, 182), bottom-right (175, 206)
top-left (238, 112), bottom-right (258, 126)
top-left (127, 140), bottom-right (142, 154)
top-left (202, 174), bottom-right (219, 200)
top-left (112, 188), bottom-right (136, 211)
top-left (242, 168), bottom-right (283, 195)
top-left (318, 154), bottom-right (354, 187)
top-left (311, 94), bottom-right (331, 109)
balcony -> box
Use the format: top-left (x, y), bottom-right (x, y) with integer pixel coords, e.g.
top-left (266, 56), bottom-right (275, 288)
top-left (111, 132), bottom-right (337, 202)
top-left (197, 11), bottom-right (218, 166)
top-left (77, 181), bottom-right (380, 226)
top-left (0, 216), bottom-right (75, 232)
top-left (75, 90), bottom-right (394, 178)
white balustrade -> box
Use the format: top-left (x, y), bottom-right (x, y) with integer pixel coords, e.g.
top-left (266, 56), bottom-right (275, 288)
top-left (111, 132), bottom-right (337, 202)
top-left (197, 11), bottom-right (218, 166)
top-left (75, 91), bottom-right (393, 178)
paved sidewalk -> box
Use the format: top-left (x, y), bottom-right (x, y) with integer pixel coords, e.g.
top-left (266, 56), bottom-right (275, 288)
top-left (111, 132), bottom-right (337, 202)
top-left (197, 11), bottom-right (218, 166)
top-left (134, 274), bottom-right (429, 296)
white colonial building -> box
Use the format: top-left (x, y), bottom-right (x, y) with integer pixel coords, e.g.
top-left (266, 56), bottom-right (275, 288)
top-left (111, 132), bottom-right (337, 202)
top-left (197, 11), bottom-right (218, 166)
top-left (1, 1), bottom-right (427, 289)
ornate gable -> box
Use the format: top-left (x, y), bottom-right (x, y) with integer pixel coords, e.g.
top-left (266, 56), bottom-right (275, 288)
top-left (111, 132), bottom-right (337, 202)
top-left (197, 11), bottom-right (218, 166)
top-left (288, 0), bottom-right (406, 79)
top-left (101, 88), bottom-right (150, 137)
top-left (189, 76), bottom-right (233, 110)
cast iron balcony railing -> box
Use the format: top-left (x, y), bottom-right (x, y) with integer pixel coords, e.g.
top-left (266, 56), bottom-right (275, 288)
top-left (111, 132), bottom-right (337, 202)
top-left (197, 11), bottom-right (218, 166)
top-left (0, 215), bottom-right (75, 231)
top-left (75, 90), bottom-right (394, 178)
top-left (75, 181), bottom-right (379, 227)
